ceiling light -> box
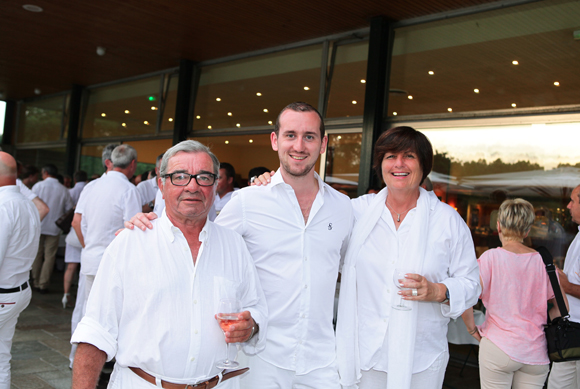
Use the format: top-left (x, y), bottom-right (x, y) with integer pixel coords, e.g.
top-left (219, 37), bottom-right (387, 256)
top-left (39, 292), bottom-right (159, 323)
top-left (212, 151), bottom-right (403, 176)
top-left (447, 108), bottom-right (453, 112)
top-left (303, 86), bottom-right (310, 90)
top-left (216, 97), bottom-right (221, 101)
top-left (101, 113), bottom-right (106, 117)
top-left (168, 118), bottom-right (173, 122)
top-left (227, 112), bottom-right (232, 116)
top-left (337, 135), bottom-right (342, 140)
top-left (428, 71), bottom-right (434, 75)
top-left (151, 106), bottom-right (157, 110)
top-left (352, 100), bottom-right (357, 104)
top-left (263, 108), bottom-right (268, 113)
top-left (554, 81), bottom-right (560, 86)
top-left (122, 123), bottom-right (127, 127)
top-left (407, 95), bottom-right (413, 100)
top-left (393, 112), bottom-right (398, 116)
top-left (512, 60), bottom-right (519, 65)
top-left (474, 89), bottom-right (480, 93)
top-left (236, 123), bottom-right (241, 128)
top-left (96, 47), bottom-right (106, 56)
top-left (360, 79), bottom-right (366, 83)
top-left (34, 88), bottom-right (41, 95)
top-left (511, 103), bottom-right (517, 108)
top-left (249, 139), bottom-right (253, 143)
top-left (225, 140), bottom-right (229, 144)
top-left (125, 110), bottom-right (130, 114)
top-left (196, 115), bottom-right (201, 119)
top-left (256, 92), bottom-right (262, 96)
top-left (144, 121), bottom-right (149, 125)
top-left (23, 4), bottom-right (43, 12)
top-left (208, 125), bottom-right (212, 129)
top-left (268, 121), bottom-right (273, 125)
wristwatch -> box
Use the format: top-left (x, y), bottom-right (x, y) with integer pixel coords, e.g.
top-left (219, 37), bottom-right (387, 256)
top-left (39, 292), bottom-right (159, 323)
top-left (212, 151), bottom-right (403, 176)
top-left (441, 287), bottom-right (450, 304)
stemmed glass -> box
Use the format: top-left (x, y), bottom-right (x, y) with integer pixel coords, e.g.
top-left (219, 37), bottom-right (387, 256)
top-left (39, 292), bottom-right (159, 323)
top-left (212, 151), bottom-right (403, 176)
top-left (215, 298), bottom-right (242, 369)
top-left (392, 268), bottom-right (412, 311)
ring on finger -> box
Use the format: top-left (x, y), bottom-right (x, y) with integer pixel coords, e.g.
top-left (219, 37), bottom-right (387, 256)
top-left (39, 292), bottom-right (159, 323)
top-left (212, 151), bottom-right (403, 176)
top-left (412, 289), bottom-right (418, 297)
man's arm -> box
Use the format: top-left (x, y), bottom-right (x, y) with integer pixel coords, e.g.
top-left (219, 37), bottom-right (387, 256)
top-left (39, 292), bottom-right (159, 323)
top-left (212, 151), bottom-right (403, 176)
top-left (557, 268), bottom-right (580, 299)
top-left (72, 343), bottom-right (107, 389)
top-left (72, 213), bottom-right (85, 248)
top-left (32, 197), bottom-right (49, 221)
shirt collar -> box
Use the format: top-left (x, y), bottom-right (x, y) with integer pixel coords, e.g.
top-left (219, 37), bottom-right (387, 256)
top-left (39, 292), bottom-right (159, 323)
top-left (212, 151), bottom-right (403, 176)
top-left (107, 170), bottom-right (129, 181)
top-left (159, 208), bottom-right (210, 245)
top-left (0, 185), bottom-right (19, 194)
top-left (270, 168), bottom-right (327, 197)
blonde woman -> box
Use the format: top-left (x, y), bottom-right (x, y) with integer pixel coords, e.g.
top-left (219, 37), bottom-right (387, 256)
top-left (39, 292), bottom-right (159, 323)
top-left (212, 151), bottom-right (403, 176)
top-left (463, 198), bottom-right (568, 389)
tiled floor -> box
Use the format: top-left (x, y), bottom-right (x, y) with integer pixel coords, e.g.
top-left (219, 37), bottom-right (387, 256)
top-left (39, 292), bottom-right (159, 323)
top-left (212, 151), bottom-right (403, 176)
top-left (9, 268), bottom-right (483, 389)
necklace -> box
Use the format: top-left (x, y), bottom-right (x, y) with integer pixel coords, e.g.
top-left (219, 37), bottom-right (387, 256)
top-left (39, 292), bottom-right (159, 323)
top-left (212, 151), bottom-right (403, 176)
top-left (386, 199), bottom-right (416, 222)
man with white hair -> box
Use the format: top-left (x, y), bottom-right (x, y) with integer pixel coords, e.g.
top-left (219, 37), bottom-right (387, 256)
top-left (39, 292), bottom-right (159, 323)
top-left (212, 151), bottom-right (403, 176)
top-left (0, 152), bottom-right (41, 388)
top-left (136, 153), bottom-right (163, 212)
top-left (71, 140), bottom-right (267, 389)
top-left (72, 144), bottom-right (141, 303)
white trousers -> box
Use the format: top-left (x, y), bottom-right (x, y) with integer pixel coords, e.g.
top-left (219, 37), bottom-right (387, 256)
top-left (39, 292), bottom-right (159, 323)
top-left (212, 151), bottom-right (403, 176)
top-left (69, 271), bottom-right (86, 368)
top-left (547, 360), bottom-right (580, 389)
top-left (107, 364), bottom-right (238, 389)
top-left (0, 286), bottom-right (32, 389)
top-left (240, 355), bottom-right (340, 389)
top-left (358, 351), bottom-right (449, 389)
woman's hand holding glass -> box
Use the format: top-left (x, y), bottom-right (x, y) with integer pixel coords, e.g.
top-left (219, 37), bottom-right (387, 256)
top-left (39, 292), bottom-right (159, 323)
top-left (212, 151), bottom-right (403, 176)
top-left (396, 272), bottom-right (448, 303)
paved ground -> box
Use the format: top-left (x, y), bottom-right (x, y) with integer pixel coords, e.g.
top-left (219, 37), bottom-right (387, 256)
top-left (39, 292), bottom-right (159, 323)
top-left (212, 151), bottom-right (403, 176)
top-left (9, 268), bottom-right (482, 389)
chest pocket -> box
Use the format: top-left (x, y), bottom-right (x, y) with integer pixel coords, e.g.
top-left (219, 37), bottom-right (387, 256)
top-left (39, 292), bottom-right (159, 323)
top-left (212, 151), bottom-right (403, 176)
top-left (213, 276), bottom-right (241, 313)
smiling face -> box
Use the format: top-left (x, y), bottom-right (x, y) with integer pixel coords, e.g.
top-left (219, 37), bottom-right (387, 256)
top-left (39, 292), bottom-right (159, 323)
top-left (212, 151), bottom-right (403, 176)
top-left (568, 186), bottom-right (580, 225)
top-left (160, 151), bottom-right (216, 224)
top-left (271, 109), bottom-right (327, 179)
top-left (381, 150), bottom-right (423, 193)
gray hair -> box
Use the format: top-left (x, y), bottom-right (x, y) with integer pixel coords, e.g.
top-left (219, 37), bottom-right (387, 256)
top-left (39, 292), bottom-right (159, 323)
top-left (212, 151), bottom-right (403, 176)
top-left (111, 145), bottom-right (137, 168)
top-left (159, 140), bottom-right (220, 183)
top-left (498, 198), bottom-right (535, 242)
top-left (102, 144), bottom-right (117, 170)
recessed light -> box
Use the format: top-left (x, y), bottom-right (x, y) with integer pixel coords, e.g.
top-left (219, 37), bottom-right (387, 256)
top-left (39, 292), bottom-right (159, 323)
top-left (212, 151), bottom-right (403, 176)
top-left (196, 115), bottom-right (201, 119)
top-left (125, 110), bottom-right (130, 114)
top-left (511, 103), bottom-right (517, 108)
top-left (168, 118), bottom-right (173, 122)
top-left (122, 123), bottom-right (127, 127)
top-left (23, 4), bottom-right (43, 12)
top-left (144, 121), bottom-right (150, 125)
top-left (268, 121), bottom-right (273, 125)
top-left (225, 140), bottom-right (229, 144)
top-left (407, 95), bottom-right (413, 100)
top-left (554, 81), bottom-right (560, 86)
top-left (512, 60), bottom-right (519, 65)
top-left (428, 71), bottom-right (434, 75)
top-left (208, 125), bottom-right (212, 129)
top-left (304, 86), bottom-right (310, 90)
top-left (263, 108), bottom-right (268, 113)
top-left (34, 88), bottom-right (41, 95)
top-left (256, 92), bottom-right (262, 96)
top-left (96, 47), bottom-right (106, 56)
top-left (474, 89), bottom-right (480, 93)
top-left (249, 139), bottom-right (253, 143)
top-left (447, 108), bottom-right (453, 112)
top-left (236, 123), bottom-right (241, 128)
top-left (216, 97), bottom-right (221, 101)
top-left (360, 79), bottom-right (366, 84)
top-left (101, 113), bottom-right (106, 117)
top-left (393, 112), bottom-right (397, 116)
top-left (227, 112), bottom-right (232, 116)
top-left (151, 106), bottom-right (157, 110)
top-left (352, 100), bottom-right (357, 104)
top-left (337, 135), bottom-right (342, 140)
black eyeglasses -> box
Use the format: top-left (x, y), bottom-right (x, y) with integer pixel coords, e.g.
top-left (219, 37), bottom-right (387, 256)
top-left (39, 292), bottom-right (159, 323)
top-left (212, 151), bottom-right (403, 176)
top-left (164, 172), bottom-right (217, 187)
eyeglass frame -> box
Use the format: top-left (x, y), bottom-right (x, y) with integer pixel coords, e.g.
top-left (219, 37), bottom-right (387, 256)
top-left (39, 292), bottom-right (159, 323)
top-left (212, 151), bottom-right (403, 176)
top-left (163, 171), bottom-right (218, 187)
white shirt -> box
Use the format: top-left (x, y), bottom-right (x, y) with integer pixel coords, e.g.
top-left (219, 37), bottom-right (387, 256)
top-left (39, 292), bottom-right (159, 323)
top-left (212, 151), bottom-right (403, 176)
top-left (350, 194), bottom-right (479, 374)
top-left (16, 178), bottom-right (37, 201)
top-left (32, 177), bottom-right (74, 236)
top-left (216, 171), bottom-right (352, 374)
top-left (136, 177), bottom-right (158, 205)
top-left (214, 189), bottom-right (238, 214)
top-left (563, 226), bottom-right (580, 323)
top-left (68, 181), bottom-right (87, 205)
top-left (75, 171), bottom-right (141, 276)
top-left (0, 186), bottom-right (41, 288)
top-left (72, 211), bottom-right (268, 384)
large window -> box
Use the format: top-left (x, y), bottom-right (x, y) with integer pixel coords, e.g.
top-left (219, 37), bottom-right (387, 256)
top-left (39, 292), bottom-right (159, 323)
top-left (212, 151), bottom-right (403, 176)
top-left (17, 95), bottom-right (67, 143)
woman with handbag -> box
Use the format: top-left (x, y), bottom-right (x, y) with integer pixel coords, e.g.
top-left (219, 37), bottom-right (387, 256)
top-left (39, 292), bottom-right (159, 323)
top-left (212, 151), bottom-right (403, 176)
top-left (462, 198), bottom-right (568, 389)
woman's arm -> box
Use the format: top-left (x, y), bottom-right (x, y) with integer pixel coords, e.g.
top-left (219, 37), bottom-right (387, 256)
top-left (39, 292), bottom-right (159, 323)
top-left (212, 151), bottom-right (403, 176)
top-left (549, 279), bottom-right (570, 320)
top-left (461, 307), bottom-right (481, 342)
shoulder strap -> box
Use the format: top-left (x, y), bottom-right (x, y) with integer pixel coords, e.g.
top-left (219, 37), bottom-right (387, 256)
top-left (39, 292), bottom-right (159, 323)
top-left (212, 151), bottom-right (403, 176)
top-left (537, 246), bottom-right (569, 318)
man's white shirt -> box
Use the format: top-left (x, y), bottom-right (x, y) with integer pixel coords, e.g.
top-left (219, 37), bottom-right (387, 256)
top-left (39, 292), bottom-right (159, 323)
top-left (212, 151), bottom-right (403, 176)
top-left (32, 177), bottom-right (73, 235)
top-left (16, 178), bottom-right (37, 201)
top-left (214, 189), bottom-right (238, 214)
top-left (68, 181), bottom-right (87, 205)
top-left (136, 176), bottom-right (158, 205)
top-left (75, 171), bottom-right (141, 276)
top-left (72, 211), bottom-right (268, 384)
top-left (0, 186), bottom-right (41, 288)
top-left (216, 170), bottom-right (353, 374)
top-left (563, 226), bottom-right (580, 323)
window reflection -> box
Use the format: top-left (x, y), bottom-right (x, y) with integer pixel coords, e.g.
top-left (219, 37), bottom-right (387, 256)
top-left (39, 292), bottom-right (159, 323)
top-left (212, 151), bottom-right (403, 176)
top-left (18, 95), bottom-right (66, 143)
top-left (324, 132), bottom-right (362, 197)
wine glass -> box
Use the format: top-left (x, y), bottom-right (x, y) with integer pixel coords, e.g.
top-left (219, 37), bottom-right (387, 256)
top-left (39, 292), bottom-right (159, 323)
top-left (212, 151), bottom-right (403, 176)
top-left (215, 298), bottom-right (241, 369)
top-left (392, 268), bottom-right (412, 311)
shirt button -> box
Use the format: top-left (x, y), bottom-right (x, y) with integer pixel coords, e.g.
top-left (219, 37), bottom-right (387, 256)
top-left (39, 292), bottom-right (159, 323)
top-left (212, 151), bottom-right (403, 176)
top-left (190, 357), bottom-right (195, 362)
top-left (194, 300), bottom-right (197, 304)
top-left (195, 330), bottom-right (198, 334)
top-left (302, 314), bottom-right (306, 318)
top-left (387, 289), bottom-right (390, 294)
top-left (304, 284), bottom-right (308, 289)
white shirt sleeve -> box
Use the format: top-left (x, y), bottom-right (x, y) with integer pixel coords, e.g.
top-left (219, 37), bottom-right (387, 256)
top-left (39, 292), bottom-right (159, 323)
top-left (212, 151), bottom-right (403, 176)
top-left (122, 188), bottom-right (143, 222)
top-left (214, 192), bottom-right (245, 236)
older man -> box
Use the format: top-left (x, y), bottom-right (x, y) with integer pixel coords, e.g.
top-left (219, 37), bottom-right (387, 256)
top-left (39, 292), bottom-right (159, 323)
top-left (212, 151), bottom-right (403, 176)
top-left (72, 140), bottom-right (267, 389)
top-left (548, 184), bottom-right (580, 389)
top-left (0, 152), bottom-right (41, 389)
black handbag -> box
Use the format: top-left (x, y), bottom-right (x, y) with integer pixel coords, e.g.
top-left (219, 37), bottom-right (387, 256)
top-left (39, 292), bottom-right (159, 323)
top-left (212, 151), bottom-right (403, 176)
top-left (538, 246), bottom-right (580, 362)
top-left (55, 208), bottom-right (74, 234)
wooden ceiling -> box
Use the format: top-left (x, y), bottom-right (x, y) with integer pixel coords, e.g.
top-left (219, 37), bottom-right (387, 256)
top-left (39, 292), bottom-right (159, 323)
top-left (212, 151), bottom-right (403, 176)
top-left (1, 0), bottom-right (512, 101)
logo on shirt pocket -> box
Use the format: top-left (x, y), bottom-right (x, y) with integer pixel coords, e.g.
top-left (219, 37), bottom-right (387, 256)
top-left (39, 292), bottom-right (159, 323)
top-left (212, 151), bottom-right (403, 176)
top-left (328, 223), bottom-right (333, 230)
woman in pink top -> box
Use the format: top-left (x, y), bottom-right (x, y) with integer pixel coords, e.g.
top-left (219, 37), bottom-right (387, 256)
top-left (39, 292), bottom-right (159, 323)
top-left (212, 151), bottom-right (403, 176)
top-left (463, 198), bottom-right (568, 389)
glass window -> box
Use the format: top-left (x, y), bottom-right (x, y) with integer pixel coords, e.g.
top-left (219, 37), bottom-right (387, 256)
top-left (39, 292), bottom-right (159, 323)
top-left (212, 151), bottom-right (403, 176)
top-left (160, 74), bottom-right (179, 132)
top-left (18, 95), bottom-right (66, 143)
top-left (83, 76), bottom-right (161, 138)
top-left (326, 41), bottom-right (368, 119)
top-left (389, 0), bottom-right (580, 117)
top-left (324, 132), bottom-right (362, 197)
top-left (122, 139), bottom-right (173, 176)
top-left (16, 147), bottom-right (67, 174)
top-left (79, 145), bottom-right (114, 179)
top-left (193, 45), bottom-right (323, 131)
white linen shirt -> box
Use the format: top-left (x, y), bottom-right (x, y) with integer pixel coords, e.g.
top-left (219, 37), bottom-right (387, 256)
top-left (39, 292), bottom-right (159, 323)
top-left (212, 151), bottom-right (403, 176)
top-left (32, 177), bottom-right (73, 236)
top-left (76, 171), bottom-right (141, 276)
top-left (351, 194), bottom-right (479, 374)
top-left (214, 189), bottom-right (238, 214)
top-left (0, 186), bottom-right (41, 288)
top-left (16, 178), bottom-right (37, 201)
top-left (136, 176), bottom-right (158, 205)
top-left (68, 181), bottom-right (87, 205)
top-left (71, 211), bottom-right (268, 384)
top-left (216, 170), bottom-right (353, 374)
top-left (563, 227), bottom-right (580, 323)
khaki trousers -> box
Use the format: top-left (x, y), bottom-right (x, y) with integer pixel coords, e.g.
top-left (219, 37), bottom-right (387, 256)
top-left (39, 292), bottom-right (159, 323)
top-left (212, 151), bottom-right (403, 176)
top-left (479, 337), bottom-right (549, 389)
top-left (32, 234), bottom-right (60, 290)
top-left (547, 360), bottom-right (580, 389)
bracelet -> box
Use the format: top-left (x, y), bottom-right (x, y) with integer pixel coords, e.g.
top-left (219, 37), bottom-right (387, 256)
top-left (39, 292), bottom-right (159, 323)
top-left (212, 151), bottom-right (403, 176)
top-left (468, 328), bottom-right (478, 335)
top-left (247, 323), bottom-right (259, 342)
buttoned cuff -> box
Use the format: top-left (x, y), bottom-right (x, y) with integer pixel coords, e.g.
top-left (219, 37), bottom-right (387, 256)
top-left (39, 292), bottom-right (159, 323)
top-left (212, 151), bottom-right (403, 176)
top-left (71, 316), bottom-right (118, 362)
top-left (440, 280), bottom-right (465, 319)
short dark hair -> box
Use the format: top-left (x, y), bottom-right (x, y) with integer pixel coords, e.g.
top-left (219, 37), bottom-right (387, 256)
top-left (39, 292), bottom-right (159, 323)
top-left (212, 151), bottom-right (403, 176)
top-left (248, 166), bottom-right (270, 180)
top-left (373, 126), bottom-right (433, 185)
top-left (20, 164), bottom-right (39, 180)
top-left (220, 162), bottom-right (235, 180)
top-left (274, 102), bottom-right (325, 138)
top-left (42, 163), bottom-right (58, 177)
top-left (74, 170), bottom-right (88, 182)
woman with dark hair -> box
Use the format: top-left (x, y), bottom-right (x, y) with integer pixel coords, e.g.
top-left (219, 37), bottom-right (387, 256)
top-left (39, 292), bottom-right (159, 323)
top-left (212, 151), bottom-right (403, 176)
top-left (336, 126), bottom-right (480, 389)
